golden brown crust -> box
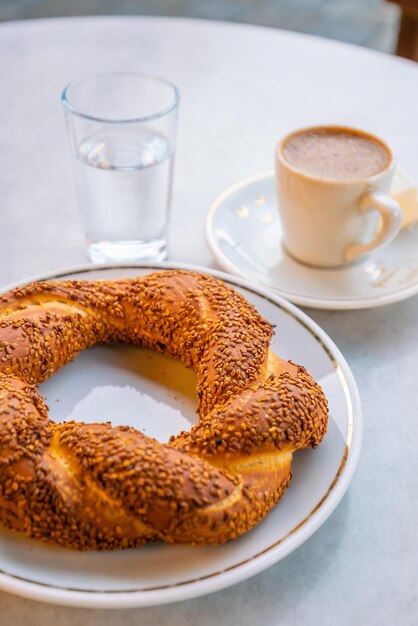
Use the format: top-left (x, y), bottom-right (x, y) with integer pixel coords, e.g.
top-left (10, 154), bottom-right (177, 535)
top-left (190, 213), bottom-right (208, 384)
top-left (0, 269), bottom-right (328, 549)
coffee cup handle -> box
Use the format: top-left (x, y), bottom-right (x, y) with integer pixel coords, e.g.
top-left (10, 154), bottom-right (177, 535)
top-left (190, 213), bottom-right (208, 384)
top-left (345, 190), bottom-right (402, 263)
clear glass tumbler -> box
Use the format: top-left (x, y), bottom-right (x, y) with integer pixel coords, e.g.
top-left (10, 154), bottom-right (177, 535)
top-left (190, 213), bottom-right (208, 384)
top-left (62, 72), bottom-right (179, 263)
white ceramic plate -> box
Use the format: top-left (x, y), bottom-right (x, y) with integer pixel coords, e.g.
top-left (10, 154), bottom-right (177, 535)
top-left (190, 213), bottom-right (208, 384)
top-left (0, 262), bottom-right (361, 608)
top-left (206, 172), bottom-right (418, 310)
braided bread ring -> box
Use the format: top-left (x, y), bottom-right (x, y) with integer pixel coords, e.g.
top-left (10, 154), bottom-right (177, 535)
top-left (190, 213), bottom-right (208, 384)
top-left (0, 270), bottom-right (328, 550)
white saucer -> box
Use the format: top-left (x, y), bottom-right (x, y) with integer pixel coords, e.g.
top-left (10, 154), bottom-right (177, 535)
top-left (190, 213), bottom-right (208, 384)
top-left (206, 172), bottom-right (418, 310)
top-left (0, 262), bottom-right (361, 608)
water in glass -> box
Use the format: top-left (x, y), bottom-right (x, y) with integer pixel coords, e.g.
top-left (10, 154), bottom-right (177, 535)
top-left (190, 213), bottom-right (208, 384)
top-left (74, 127), bottom-right (173, 262)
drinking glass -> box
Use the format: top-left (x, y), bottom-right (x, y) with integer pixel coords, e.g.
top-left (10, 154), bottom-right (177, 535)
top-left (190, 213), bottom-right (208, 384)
top-left (62, 72), bottom-right (179, 263)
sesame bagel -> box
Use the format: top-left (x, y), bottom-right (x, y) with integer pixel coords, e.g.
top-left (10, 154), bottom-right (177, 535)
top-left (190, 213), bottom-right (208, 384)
top-left (0, 269), bottom-right (328, 550)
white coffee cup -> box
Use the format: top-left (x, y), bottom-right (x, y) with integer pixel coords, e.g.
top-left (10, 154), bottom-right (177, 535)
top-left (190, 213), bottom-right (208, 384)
top-left (275, 125), bottom-right (402, 267)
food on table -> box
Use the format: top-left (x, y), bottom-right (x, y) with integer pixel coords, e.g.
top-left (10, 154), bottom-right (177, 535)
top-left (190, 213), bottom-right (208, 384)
top-left (390, 165), bottom-right (418, 228)
top-left (0, 270), bottom-right (328, 550)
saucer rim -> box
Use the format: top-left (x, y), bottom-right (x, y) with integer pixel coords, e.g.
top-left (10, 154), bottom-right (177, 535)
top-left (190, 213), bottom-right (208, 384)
top-left (206, 171), bottom-right (418, 310)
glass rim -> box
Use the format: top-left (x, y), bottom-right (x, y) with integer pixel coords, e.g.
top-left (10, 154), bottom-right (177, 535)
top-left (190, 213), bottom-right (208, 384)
top-left (61, 71), bottom-right (180, 124)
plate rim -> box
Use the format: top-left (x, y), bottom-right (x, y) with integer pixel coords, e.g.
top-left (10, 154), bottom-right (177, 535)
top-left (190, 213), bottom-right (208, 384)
top-left (0, 261), bottom-right (362, 608)
top-left (206, 171), bottom-right (418, 310)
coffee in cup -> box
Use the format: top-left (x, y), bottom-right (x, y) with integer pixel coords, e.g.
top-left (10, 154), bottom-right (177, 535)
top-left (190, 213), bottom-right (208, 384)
top-left (275, 126), bottom-right (402, 267)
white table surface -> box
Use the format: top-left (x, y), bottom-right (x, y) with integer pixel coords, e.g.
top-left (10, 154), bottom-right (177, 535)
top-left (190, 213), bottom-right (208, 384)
top-left (0, 15), bottom-right (417, 626)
